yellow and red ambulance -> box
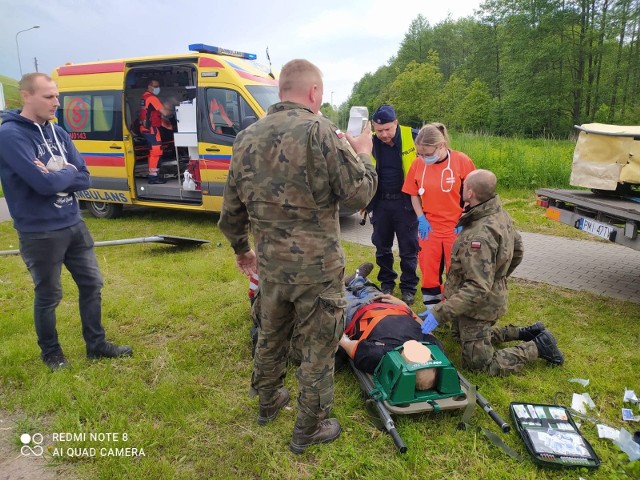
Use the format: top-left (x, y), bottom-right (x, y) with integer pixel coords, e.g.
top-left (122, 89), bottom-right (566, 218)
top-left (52, 44), bottom-right (278, 218)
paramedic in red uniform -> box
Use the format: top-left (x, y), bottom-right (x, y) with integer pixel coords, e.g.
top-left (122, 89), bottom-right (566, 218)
top-left (139, 79), bottom-right (173, 184)
top-left (402, 123), bottom-right (475, 311)
top-left (209, 95), bottom-right (235, 134)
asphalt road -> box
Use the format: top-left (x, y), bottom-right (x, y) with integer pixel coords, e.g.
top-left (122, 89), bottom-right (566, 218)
top-left (339, 213), bottom-right (640, 304)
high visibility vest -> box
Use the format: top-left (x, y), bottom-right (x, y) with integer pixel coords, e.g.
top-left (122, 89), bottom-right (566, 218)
top-left (371, 125), bottom-right (416, 177)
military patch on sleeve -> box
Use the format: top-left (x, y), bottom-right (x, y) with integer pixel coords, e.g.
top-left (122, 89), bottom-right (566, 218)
top-left (335, 129), bottom-right (344, 139)
top-left (470, 241), bottom-right (482, 249)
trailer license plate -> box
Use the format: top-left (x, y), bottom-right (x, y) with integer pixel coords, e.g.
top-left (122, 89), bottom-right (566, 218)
top-left (577, 218), bottom-right (615, 241)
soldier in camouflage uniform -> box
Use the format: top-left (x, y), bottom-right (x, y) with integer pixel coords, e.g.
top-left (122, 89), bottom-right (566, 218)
top-left (425, 169), bottom-right (564, 376)
top-left (218, 59), bottom-right (378, 453)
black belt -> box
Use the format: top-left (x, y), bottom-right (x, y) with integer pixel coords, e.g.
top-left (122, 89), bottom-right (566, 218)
top-left (380, 193), bottom-right (403, 200)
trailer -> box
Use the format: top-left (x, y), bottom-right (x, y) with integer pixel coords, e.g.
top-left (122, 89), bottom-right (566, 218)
top-left (536, 123), bottom-right (640, 251)
top-left (535, 188), bottom-right (640, 250)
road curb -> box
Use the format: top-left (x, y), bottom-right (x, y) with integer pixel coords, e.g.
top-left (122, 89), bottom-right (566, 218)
top-left (339, 214), bottom-right (640, 304)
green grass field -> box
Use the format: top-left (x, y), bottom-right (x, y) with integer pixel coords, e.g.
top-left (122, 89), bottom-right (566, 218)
top-left (0, 75), bottom-right (20, 110)
top-left (0, 75), bottom-right (18, 198)
top-left (0, 201), bottom-right (638, 479)
top-left (454, 133), bottom-right (575, 190)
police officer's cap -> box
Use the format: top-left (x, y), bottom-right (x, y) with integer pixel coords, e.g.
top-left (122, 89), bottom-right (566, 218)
top-left (372, 104), bottom-right (396, 124)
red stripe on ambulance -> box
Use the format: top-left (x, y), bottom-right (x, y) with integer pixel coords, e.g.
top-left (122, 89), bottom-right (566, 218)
top-left (83, 155), bottom-right (126, 168)
top-left (58, 62), bottom-right (126, 76)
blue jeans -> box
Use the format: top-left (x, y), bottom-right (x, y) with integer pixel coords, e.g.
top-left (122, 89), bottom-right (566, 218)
top-left (19, 221), bottom-right (106, 356)
top-left (344, 278), bottom-right (382, 330)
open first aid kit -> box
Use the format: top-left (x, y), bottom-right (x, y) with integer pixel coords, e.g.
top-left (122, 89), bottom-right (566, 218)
top-left (510, 402), bottom-right (600, 469)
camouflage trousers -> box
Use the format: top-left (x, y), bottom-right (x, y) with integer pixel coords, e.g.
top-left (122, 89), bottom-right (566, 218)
top-left (252, 276), bottom-right (346, 429)
top-left (457, 317), bottom-right (538, 377)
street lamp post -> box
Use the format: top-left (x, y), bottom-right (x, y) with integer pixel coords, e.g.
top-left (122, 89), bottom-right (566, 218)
top-left (331, 91), bottom-right (335, 109)
top-left (15, 25), bottom-right (40, 77)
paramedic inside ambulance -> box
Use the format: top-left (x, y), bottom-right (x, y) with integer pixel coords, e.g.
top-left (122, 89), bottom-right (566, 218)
top-left (208, 91), bottom-right (236, 135)
top-left (139, 79), bottom-right (174, 184)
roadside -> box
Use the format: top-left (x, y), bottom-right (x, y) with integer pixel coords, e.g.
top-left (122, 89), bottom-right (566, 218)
top-left (1, 198), bottom-right (638, 304)
top-left (0, 413), bottom-right (57, 480)
top-left (339, 213), bottom-right (640, 304)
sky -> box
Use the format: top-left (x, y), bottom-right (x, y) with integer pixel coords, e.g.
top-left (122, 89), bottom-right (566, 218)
top-left (0, 0), bottom-right (483, 107)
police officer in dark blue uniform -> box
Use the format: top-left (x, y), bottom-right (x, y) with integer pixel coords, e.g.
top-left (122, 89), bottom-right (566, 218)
top-left (368, 105), bottom-right (419, 305)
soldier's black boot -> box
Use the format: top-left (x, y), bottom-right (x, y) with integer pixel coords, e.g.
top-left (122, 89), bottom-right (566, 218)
top-left (290, 418), bottom-right (342, 454)
top-left (257, 388), bottom-right (290, 426)
top-left (533, 331), bottom-right (564, 366)
top-left (344, 262), bottom-right (374, 286)
top-left (518, 321), bottom-right (546, 341)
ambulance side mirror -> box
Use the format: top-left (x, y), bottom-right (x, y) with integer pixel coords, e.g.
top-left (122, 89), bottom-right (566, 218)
top-left (240, 116), bottom-right (258, 131)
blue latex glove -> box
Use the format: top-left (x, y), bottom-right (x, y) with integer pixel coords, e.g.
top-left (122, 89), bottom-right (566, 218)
top-left (418, 215), bottom-right (432, 240)
top-left (454, 226), bottom-right (463, 234)
top-left (420, 311), bottom-right (439, 335)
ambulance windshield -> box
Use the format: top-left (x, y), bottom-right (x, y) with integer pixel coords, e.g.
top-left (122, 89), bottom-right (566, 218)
top-left (245, 85), bottom-right (279, 113)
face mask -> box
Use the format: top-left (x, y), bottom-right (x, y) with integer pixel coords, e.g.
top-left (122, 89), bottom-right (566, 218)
top-left (420, 153), bottom-right (439, 164)
top-left (152, 87), bottom-right (161, 95)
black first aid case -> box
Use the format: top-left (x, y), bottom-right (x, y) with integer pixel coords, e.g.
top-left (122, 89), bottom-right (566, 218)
top-left (510, 402), bottom-right (600, 469)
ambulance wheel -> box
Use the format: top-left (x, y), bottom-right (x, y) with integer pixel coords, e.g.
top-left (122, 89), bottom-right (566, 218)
top-left (86, 201), bottom-right (123, 219)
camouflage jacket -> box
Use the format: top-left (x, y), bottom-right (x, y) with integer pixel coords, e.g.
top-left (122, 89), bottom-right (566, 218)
top-left (431, 195), bottom-right (524, 324)
top-left (218, 101), bottom-right (378, 284)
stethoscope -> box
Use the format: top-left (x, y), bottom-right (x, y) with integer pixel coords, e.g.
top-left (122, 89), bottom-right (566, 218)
top-left (418, 150), bottom-right (455, 196)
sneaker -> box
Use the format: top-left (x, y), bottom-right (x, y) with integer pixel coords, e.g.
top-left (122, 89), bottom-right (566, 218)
top-left (401, 292), bottom-right (415, 305)
top-left (87, 342), bottom-right (133, 360)
top-left (381, 287), bottom-right (394, 295)
top-left (533, 331), bottom-right (564, 366)
top-left (343, 262), bottom-right (374, 286)
top-left (41, 351), bottom-right (69, 371)
top-left (290, 418), bottom-right (342, 454)
top-left (257, 388), bottom-right (290, 426)
top-left (517, 321), bottom-right (546, 341)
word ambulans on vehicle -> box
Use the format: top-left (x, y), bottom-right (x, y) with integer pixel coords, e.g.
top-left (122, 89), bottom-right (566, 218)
top-left (52, 44), bottom-right (278, 218)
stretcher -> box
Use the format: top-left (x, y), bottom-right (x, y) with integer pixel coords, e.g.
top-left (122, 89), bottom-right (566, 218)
top-left (349, 342), bottom-right (510, 453)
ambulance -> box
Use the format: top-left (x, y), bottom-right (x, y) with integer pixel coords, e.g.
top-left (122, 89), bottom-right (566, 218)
top-left (52, 44), bottom-right (279, 218)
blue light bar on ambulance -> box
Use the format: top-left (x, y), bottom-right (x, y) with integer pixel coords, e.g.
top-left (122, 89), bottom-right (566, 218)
top-left (188, 44), bottom-right (257, 60)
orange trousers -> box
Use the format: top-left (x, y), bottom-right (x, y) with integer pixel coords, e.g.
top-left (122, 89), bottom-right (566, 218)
top-left (418, 232), bottom-right (456, 289)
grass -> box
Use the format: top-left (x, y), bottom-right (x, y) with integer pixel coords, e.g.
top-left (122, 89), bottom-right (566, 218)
top-left (1, 202), bottom-right (639, 479)
top-left (0, 74), bottom-right (18, 198)
top-left (0, 75), bottom-right (20, 110)
top-left (451, 133), bottom-right (575, 190)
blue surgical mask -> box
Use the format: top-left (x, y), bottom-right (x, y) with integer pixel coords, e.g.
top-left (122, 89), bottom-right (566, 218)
top-left (153, 87), bottom-right (161, 95)
top-left (420, 153), bottom-right (439, 164)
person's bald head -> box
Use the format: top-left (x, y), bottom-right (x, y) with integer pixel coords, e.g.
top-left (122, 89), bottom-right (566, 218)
top-left (278, 59), bottom-right (323, 113)
top-left (401, 340), bottom-right (438, 391)
top-left (464, 169), bottom-right (497, 206)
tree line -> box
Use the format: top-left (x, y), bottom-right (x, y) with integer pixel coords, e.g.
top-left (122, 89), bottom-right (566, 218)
top-left (341, 0), bottom-right (640, 138)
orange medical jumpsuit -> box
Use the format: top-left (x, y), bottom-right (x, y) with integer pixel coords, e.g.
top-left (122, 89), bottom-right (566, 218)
top-left (139, 91), bottom-right (166, 177)
top-left (402, 150), bottom-right (475, 308)
top-left (209, 98), bottom-right (234, 134)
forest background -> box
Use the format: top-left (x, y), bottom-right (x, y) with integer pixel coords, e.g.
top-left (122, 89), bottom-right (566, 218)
top-left (321, 0), bottom-right (640, 138)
